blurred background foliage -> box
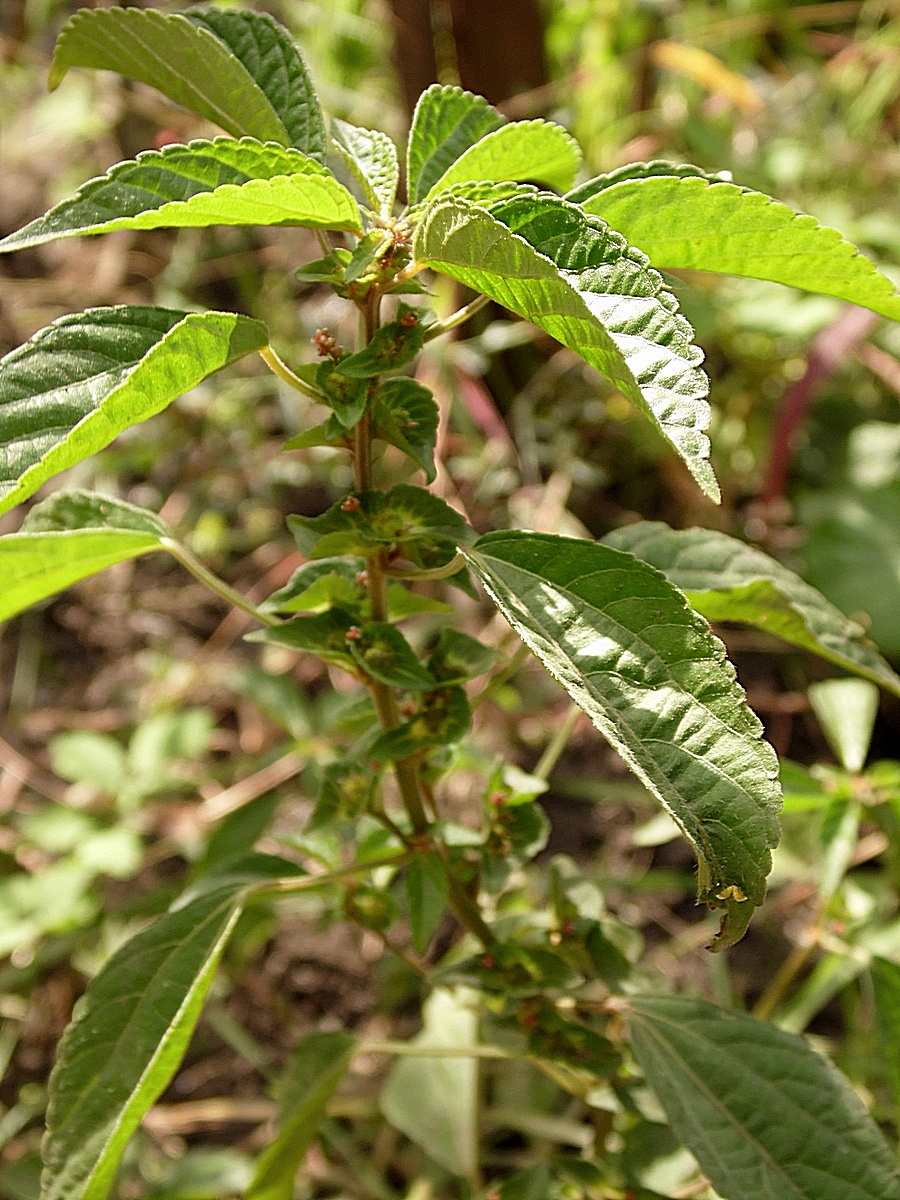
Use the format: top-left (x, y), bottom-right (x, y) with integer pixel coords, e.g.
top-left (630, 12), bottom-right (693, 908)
top-left (0, 1), bottom-right (899, 1197)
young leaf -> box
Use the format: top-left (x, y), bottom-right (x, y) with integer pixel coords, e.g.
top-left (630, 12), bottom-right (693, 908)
top-left (423, 119), bottom-right (582, 201)
top-left (465, 531), bottom-right (781, 950)
top-left (407, 84), bottom-right (506, 204)
top-left (0, 491), bottom-right (170, 622)
top-left (570, 165), bottom-right (900, 321)
top-left (335, 306), bottom-right (427, 377)
top-left (262, 558), bottom-right (366, 615)
top-left (415, 194), bottom-right (718, 500)
top-left (372, 378), bottom-right (439, 482)
top-left (41, 884), bottom-right (247, 1200)
top-left (628, 993), bottom-right (900, 1200)
top-left (406, 850), bottom-right (450, 955)
top-left (248, 1031), bottom-right (356, 1200)
top-left (0, 138), bottom-right (361, 253)
top-left (185, 8), bottom-right (327, 161)
top-left (346, 621), bottom-right (436, 690)
top-left (248, 610), bottom-right (361, 674)
top-left (603, 522), bottom-right (900, 699)
top-left (381, 988), bottom-right (478, 1178)
top-left (0, 307), bottom-right (268, 516)
top-left (332, 119), bottom-right (399, 216)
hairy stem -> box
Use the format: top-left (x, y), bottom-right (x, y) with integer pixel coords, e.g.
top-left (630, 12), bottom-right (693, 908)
top-left (162, 539), bottom-right (282, 628)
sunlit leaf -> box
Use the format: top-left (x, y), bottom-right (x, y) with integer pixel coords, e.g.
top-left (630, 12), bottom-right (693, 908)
top-left (603, 522), bottom-right (900, 699)
top-left (465, 530), bottom-right (781, 949)
top-left (332, 119), bottom-right (399, 216)
top-left (185, 8), bottom-right (327, 160)
top-left (570, 164), bottom-right (900, 321)
top-left (415, 193), bottom-right (717, 500)
top-left (0, 492), bottom-right (170, 623)
top-left (49, 8), bottom-right (290, 143)
top-left (424, 119), bottom-right (582, 200)
top-left (628, 993), bottom-right (900, 1200)
top-left (0, 139), bottom-right (360, 253)
top-left (0, 307), bottom-right (267, 515)
top-left (41, 884), bottom-right (248, 1200)
top-left (407, 84), bottom-right (506, 204)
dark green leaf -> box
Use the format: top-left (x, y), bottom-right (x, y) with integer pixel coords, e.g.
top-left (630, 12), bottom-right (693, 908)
top-left (336, 305), bottom-right (427, 377)
top-left (347, 621), bottom-right (435, 690)
top-left (427, 628), bottom-right (496, 684)
top-left (248, 1031), bottom-right (356, 1200)
top-left (603, 522), bottom-right (900, 699)
top-left (0, 139), bottom-right (360, 253)
top-left (415, 193), bottom-right (717, 500)
top-left (41, 885), bottom-right (247, 1200)
top-left (247, 609), bottom-right (360, 673)
top-left (315, 361), bottom-right (369, 427)
top-left (332, 119), bottom-right (400, 216)
top-left (262, 558), bottom-right (365, 615)
top-left (49, 8), bottom-right (290, 143)
top-left (370, 686), bottom-right (471, 761)
top-left (407, 85), bottom-right (506, 204)
top-left (185, 8), bottom-right (327, 161)
top-left (872, 958), bottom-right (900, 1125)
top-left (0, 306), bottom-right (267, 516)
top-left (628, 993), bottom-right (900, 1200)
top-left (465, 531), bottom-right (781, 949)
top-left (406, 850), bottom-right (449, 954)
top-left (372, 378), bottom-right (439, 482)
top-left (570, 164), bottom-right (900, 321)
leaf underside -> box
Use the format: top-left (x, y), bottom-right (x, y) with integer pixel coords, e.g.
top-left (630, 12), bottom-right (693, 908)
top-left (604, 522), bottom-right (900, 699)
top-left (466, 530), bottom-right (781, 949)
top-left (629, 993), bottom-right (900, 1200)
top-left (416, 192), bottom-right (718, 500)
top-left (0, 138), bottom-right (361, 253)
top-left (0, 306), bottom-right (268, 516)
top-left (571, 166), bottom-right (900, 321)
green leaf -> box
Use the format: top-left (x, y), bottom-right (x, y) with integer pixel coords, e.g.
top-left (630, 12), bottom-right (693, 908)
top-left (0, 139), bottom-right (360, 253)
top-left (315, 361), bottom-right (368, 427)
top-left (347, 621), bottom-right (436, 690)
top-left (262, 558), bottom-right (366, 615)
top-left (381, 988), bottom-right (478, 1178)
top-left (332, 119), bottom-right (399, 216)
top-left (370, 686), bottom-right (471, 762)
top-left (427, 628), bottom-right (496, 684)
top-left (406, 850), bottom-right (450, 955)
top-left (40, 884), bottom-right (247, 1200)
top-left (424, 119), bottom-right (582, 200)
top-left (0, 306), bottom-right (268, 516)
top-left (248, 1031), bottom-right (356, 1200)
top-left (336, 305), bottom-right (427, 377)
top-left (407, 84), bottom-right (506, 204)
top-left (0, 492), bottom-right (170, 623)
top-left (602, 522), bottom-right (900, 700)
top-left (628, 993), bottom-right (900, 1200)
top-left (465, 531), bottom-right (781, 949)
top-left (372, 378), bottom-right (439, 482)
top-left (49, 8), bottom-right (290, 143)
top-left (247, 609), bottom-right (360, 674)
top-left (288, 485), bottom-right (472, 563)
top-left (570, 165), bottom-right (900, 321)
top-left (871, 958), bottom-right (900, 1126)
top-left (808, 679), bottom-right (879, 772)
top-left (185, 8), bottom-right (327, 161)
top-left (415, 193), bottom-right (718, 500)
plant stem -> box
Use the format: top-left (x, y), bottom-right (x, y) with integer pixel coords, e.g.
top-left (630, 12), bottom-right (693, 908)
top-left (423, 293), bottom-right (491, 341)
top-left (533, 702), bottom-right (581, 782)
top-left (161, 539), bottom-right (282, 628)
top-left (256, 852), bottom-right (411, 898)
top-left (259, 345), bottom-right (325, 401)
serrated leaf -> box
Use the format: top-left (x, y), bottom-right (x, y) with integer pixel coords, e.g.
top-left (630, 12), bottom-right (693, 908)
top-left (407, 85), bottom-right (506, 204)
top-left (49, 8), bottom-right (289, 144)
top-left (465, 531), bottom-right (781, 949)
top-left (570, 165), bottom-right (900, 321)
top-left (262, 558), bottom-right (365, 614)
top-left (0, 306), bottom-right (267, 516)
top-left (381, 989), bottom-right (478, 1178)
top-left (40, 884), bottom-right (247, 1200)
top-left (247, 609), bottom-right (360, 673)
top-left (406, 850), bottom-right (450, 955)
top-left (0, 492), bottom-right (170, 623)
top-left (0, 138), bottom-right (360, 253)
top-left (347, 621), bottom-right (436, 690)
top-left (336, 304), bottom-right (427, 377)
top-left (248, 1031), bottom-right (356, 1200)
top-left (425, 119), bottom-right (582, 200)
top-left (372, 378), bottom-right (439, 481)
top-left (415, 194), bottom-right (717, 500)
top-left (603, 522), bottom-right (900, 699)
top-left (332, 119), bottom-right (399, 216)
top-left (628, 993), bottom-right (900, 1200)
top-left (185, 8), bottom-right (327, 161)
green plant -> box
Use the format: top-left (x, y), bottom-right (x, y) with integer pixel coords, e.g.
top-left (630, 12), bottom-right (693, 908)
top-left (1, 9), bottom-right (900, 1199)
